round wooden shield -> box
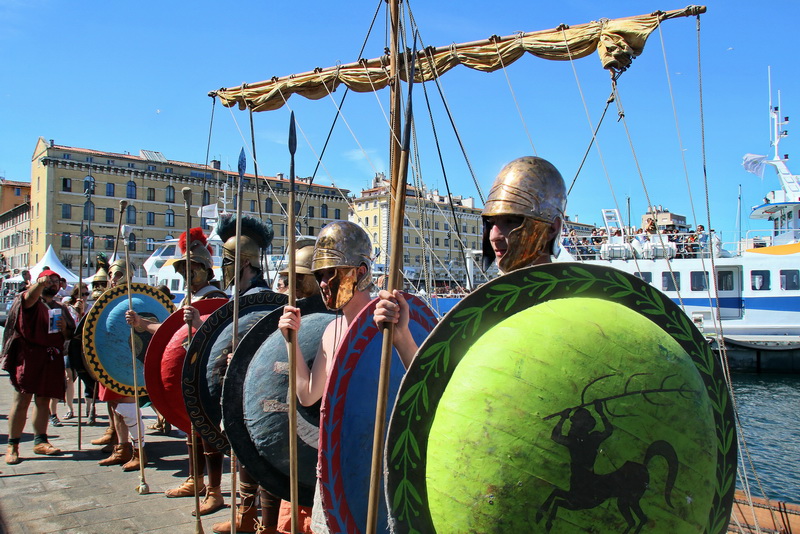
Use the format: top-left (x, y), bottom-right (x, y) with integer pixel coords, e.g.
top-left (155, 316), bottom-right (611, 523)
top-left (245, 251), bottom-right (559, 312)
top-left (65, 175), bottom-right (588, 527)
top-left (183, 290), bottom-right (288, 453)
top-left (145, 298), bottom-right (227, 434)
top-left (385, 263), bottom-right (737, 534)
top-left (84, 283), bottom-right (175, 396)
top-left (222, 293), bottom-right (334, 507)
top-left (319, 293), bottom-right (437, 534)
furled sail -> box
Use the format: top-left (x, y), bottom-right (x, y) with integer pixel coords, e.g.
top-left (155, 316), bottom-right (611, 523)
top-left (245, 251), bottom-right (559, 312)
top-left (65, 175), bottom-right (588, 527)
top-left (209, 5), bottom-right (705, 112)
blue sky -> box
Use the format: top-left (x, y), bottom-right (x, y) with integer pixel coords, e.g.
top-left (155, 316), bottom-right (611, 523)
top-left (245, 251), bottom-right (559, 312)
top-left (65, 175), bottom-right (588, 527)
top-left (2, 0), bottom-right (799, 242)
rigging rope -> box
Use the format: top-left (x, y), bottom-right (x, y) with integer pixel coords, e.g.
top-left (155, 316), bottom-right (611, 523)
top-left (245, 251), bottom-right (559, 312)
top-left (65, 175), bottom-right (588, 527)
top-left (492, 35), bottom-right (537, 156)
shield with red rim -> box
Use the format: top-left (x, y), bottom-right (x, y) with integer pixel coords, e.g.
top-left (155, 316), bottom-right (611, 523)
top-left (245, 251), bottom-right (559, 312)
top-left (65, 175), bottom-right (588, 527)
top-left (145, 298), bottom-right (227, 434)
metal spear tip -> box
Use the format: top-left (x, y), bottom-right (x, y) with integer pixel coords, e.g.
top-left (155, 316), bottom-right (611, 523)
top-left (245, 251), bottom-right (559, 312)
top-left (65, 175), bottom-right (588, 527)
top-left (237, 148), bottom-right (246, 177)
top-left (289, 111), bottom-right (297, 154)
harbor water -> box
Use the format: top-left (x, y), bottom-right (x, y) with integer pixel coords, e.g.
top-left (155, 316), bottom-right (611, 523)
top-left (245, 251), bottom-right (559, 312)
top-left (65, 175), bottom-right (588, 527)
top-left (732, 373), bottom-right (800, 503)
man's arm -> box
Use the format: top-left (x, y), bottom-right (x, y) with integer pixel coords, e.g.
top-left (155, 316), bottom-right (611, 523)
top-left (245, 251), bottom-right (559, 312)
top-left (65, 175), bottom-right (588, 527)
top-left (22, 277), bottom-right (48, 309)
top-left (125, 310), bottom-right (161, 334)
top-left (373, 289), bottom-right (419, 369)
top-left (279, 305), bottom-right (328, 407)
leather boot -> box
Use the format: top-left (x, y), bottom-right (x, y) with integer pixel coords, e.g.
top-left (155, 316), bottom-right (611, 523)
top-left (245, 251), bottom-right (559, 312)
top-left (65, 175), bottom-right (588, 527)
top-left (165, 476), bottom-right (206, 498)
top-left (98, 443), bottom-right (133, 466)
top-left (212, 490), bottom-right (259, 533)
top-left (194, 486), bottom-right (225, 516)
top-left (91, 426), bottom-right (116, 446)
top-left (122, 444), bottom-right (146, 472)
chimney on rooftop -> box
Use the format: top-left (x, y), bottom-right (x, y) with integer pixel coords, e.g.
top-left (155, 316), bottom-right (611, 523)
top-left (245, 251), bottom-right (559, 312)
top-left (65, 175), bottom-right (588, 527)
top-left (276, 172), bottom-right (284, 180)
top-left (49, 139), bottom-right (54, 148)
top-left (211, 159), bottom-right (221, 170)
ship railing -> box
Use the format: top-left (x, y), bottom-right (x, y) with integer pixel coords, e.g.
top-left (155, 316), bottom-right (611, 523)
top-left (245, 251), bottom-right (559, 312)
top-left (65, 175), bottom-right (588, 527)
top-left (563, 230), bottom-right (737, 260)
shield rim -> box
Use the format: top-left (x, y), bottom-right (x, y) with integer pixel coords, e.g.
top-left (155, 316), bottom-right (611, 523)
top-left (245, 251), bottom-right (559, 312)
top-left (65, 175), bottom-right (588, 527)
top-left (145, 298), bottom-right (228, 434)
top-left (182, 290), bottom-right (287, 453)
top-left (385, 263), bottom-right (737, 534)
top-left (83, 283), bottom-right (175, 396)
top-left (319, 293), bottom-right (437, 534)
top-left (222, 293), bottom-right (332, 507)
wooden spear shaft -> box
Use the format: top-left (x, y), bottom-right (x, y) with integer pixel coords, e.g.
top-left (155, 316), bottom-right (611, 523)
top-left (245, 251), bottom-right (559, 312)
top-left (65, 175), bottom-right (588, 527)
top-left (123, 225), bottom-right (149, 495)
top-left (366, 29), bottom-right (417, 534)
top-left (287, 112), bottom-right (300, 534)
top-left (76, 218), bottom-right (85, 450)
top-left (183, 187), bottom-right (205, 533)
top-left (230, 148), bottom-right (247, 534)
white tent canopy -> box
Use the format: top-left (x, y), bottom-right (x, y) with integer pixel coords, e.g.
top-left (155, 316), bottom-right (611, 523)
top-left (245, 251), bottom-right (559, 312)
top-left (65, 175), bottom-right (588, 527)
top-left (29, 245), bottom-right (80, 283)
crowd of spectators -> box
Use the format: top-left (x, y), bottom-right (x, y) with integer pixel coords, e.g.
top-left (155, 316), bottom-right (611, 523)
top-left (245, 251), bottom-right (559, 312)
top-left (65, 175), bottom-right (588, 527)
top-left (562, 220), bottom-right (713, 260)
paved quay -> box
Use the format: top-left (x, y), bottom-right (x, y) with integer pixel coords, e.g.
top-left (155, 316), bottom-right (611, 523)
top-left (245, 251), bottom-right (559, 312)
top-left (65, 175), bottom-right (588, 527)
top-left (0, 370), bottom-right (236, 534)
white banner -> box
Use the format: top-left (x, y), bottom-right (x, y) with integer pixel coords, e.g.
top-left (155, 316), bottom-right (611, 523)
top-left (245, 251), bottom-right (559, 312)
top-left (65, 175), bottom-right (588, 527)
top-left (742, 153), bottom-right (767, 178)
top-left (197, 204), bottom-right (219, 219)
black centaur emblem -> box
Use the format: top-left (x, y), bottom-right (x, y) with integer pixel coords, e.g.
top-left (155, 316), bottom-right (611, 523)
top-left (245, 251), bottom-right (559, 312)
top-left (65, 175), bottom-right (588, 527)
top-left (536, 373), bottom-right (688, 533)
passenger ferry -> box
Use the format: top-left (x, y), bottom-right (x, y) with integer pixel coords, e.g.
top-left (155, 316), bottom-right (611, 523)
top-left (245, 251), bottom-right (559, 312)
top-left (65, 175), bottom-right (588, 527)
top-left (561, 102), bottom-right (800, 347)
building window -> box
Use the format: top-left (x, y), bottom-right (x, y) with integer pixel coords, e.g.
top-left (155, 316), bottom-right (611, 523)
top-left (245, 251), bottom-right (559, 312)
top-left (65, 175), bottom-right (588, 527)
top-left (165, 209), bottom-right (175, 227)
top-left (751, 270), bottom-right (771, 290)
top-left (265, 198), bottom-right (273, 213)
top-left (106, 183), bottom-right (115, 196)
top-left (62, 178), bottom-right (72, 192)
top-left (308, 226), bottom-right (315, 236)
top-left (147, 188), bottom-right (156, 201)
top-left (146, 238), bottom-right (156, 251)
top-left (444, 223), bottom-right (450, 231)
top-left (690, 271), bottom-right (709, 291)
top-left (147, 212), bottom-right (155, 226)
top-left (203, 190), bottom-right (211, 205)
top-left (415, 236), bottom-right (420, 244)
top-left (105, 235), bottom-right (114, 250)
top-left (63, 153), bottom-right (71, 160)
top-left (126, 205), bottom-right (136, 224)
top-left (403, 234), bottom-right (409, 244)
top-left (106, 208), bottom-right (115, 223)
top-left (435, 238), bottom-right (440, 246)
top-left (128, 233), bottom-right (136, 251)
top-left (321, 204), bottom-right (328, 218)
top-left (781, 269), bottom-right (800, 290)
top-left (126, 181), bottom-right (137, 199)
top-left (61, 233), bottom-right (71, 248)
top-left (233, 194), bottom-right (238, 209)
top-left (404, 219), bottom-right (409, 227)
top-left (634, 272), bottom-right (653, 284)
top-left (62, 204), bottom-right (71, 219)
top-left (165, 167), bottom-right (173, 174)
top-left (147, 165), bottom-right (156, 171)
top-left (128, 162), bottom-right (135, 168)
top-left (83, 201), bottom-right (95, 221)
top-left (250, 200), bottom-right (256, 212)
top-left (373, 216), bottom-right (378, 226)
top-left (84, 176), bottom-right (95, 195)
top-left (334, 209), bottom-right (341, 219)
top-left (365, 218), bottom-right (369, 227)
top-left (662, 272), bottom-right (680, 292)
top-left (165, 185), bottom-right (175, 203)
top-left (307, 206), bottom-right (315, 218)
top-left (435, 221), bottom-right (439, 230)
top-left (14, 187), bottom-right (20, 196)
top-left (295, 201), bottom-right (301, 213)
top-left (444, 238), bottom-right (450, 247)
top-left (86, 156), bottom-right (93, 163)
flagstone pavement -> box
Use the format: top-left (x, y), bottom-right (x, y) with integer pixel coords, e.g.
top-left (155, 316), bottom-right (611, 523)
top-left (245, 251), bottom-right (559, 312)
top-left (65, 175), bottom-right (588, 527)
top-left (0, 370), bottom-right (235, 534)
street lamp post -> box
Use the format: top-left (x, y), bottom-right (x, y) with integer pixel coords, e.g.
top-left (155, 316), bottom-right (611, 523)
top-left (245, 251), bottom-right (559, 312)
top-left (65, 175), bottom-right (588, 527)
top-left (84, 174), bottom-right (95, 279)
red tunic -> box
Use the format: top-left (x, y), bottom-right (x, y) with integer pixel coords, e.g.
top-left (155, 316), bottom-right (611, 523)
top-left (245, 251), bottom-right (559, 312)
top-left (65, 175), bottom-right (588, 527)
top-left (2, 298), bottom-right (67, 399)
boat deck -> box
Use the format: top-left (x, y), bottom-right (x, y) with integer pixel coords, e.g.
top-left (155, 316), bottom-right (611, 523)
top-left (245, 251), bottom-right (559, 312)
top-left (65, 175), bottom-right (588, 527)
top-left (730, 490), bottom-right (800, 533)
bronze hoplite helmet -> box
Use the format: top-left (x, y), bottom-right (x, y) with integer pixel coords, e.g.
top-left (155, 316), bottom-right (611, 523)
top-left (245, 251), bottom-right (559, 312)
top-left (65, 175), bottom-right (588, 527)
top-left (91, 253), bottom-right (110, 298)
top-left (481, 156), bottom-right (567, 273)
top-left (279, 237), bottom-right (319, 299)
top-left (311, 221), bottom-right (372, 310)
top-left (108, 258), bottom-right (132, 286)
top-left (174, 227), bottom-right (215, 288)
top-left (216, 214), bottom-right (274, 289)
